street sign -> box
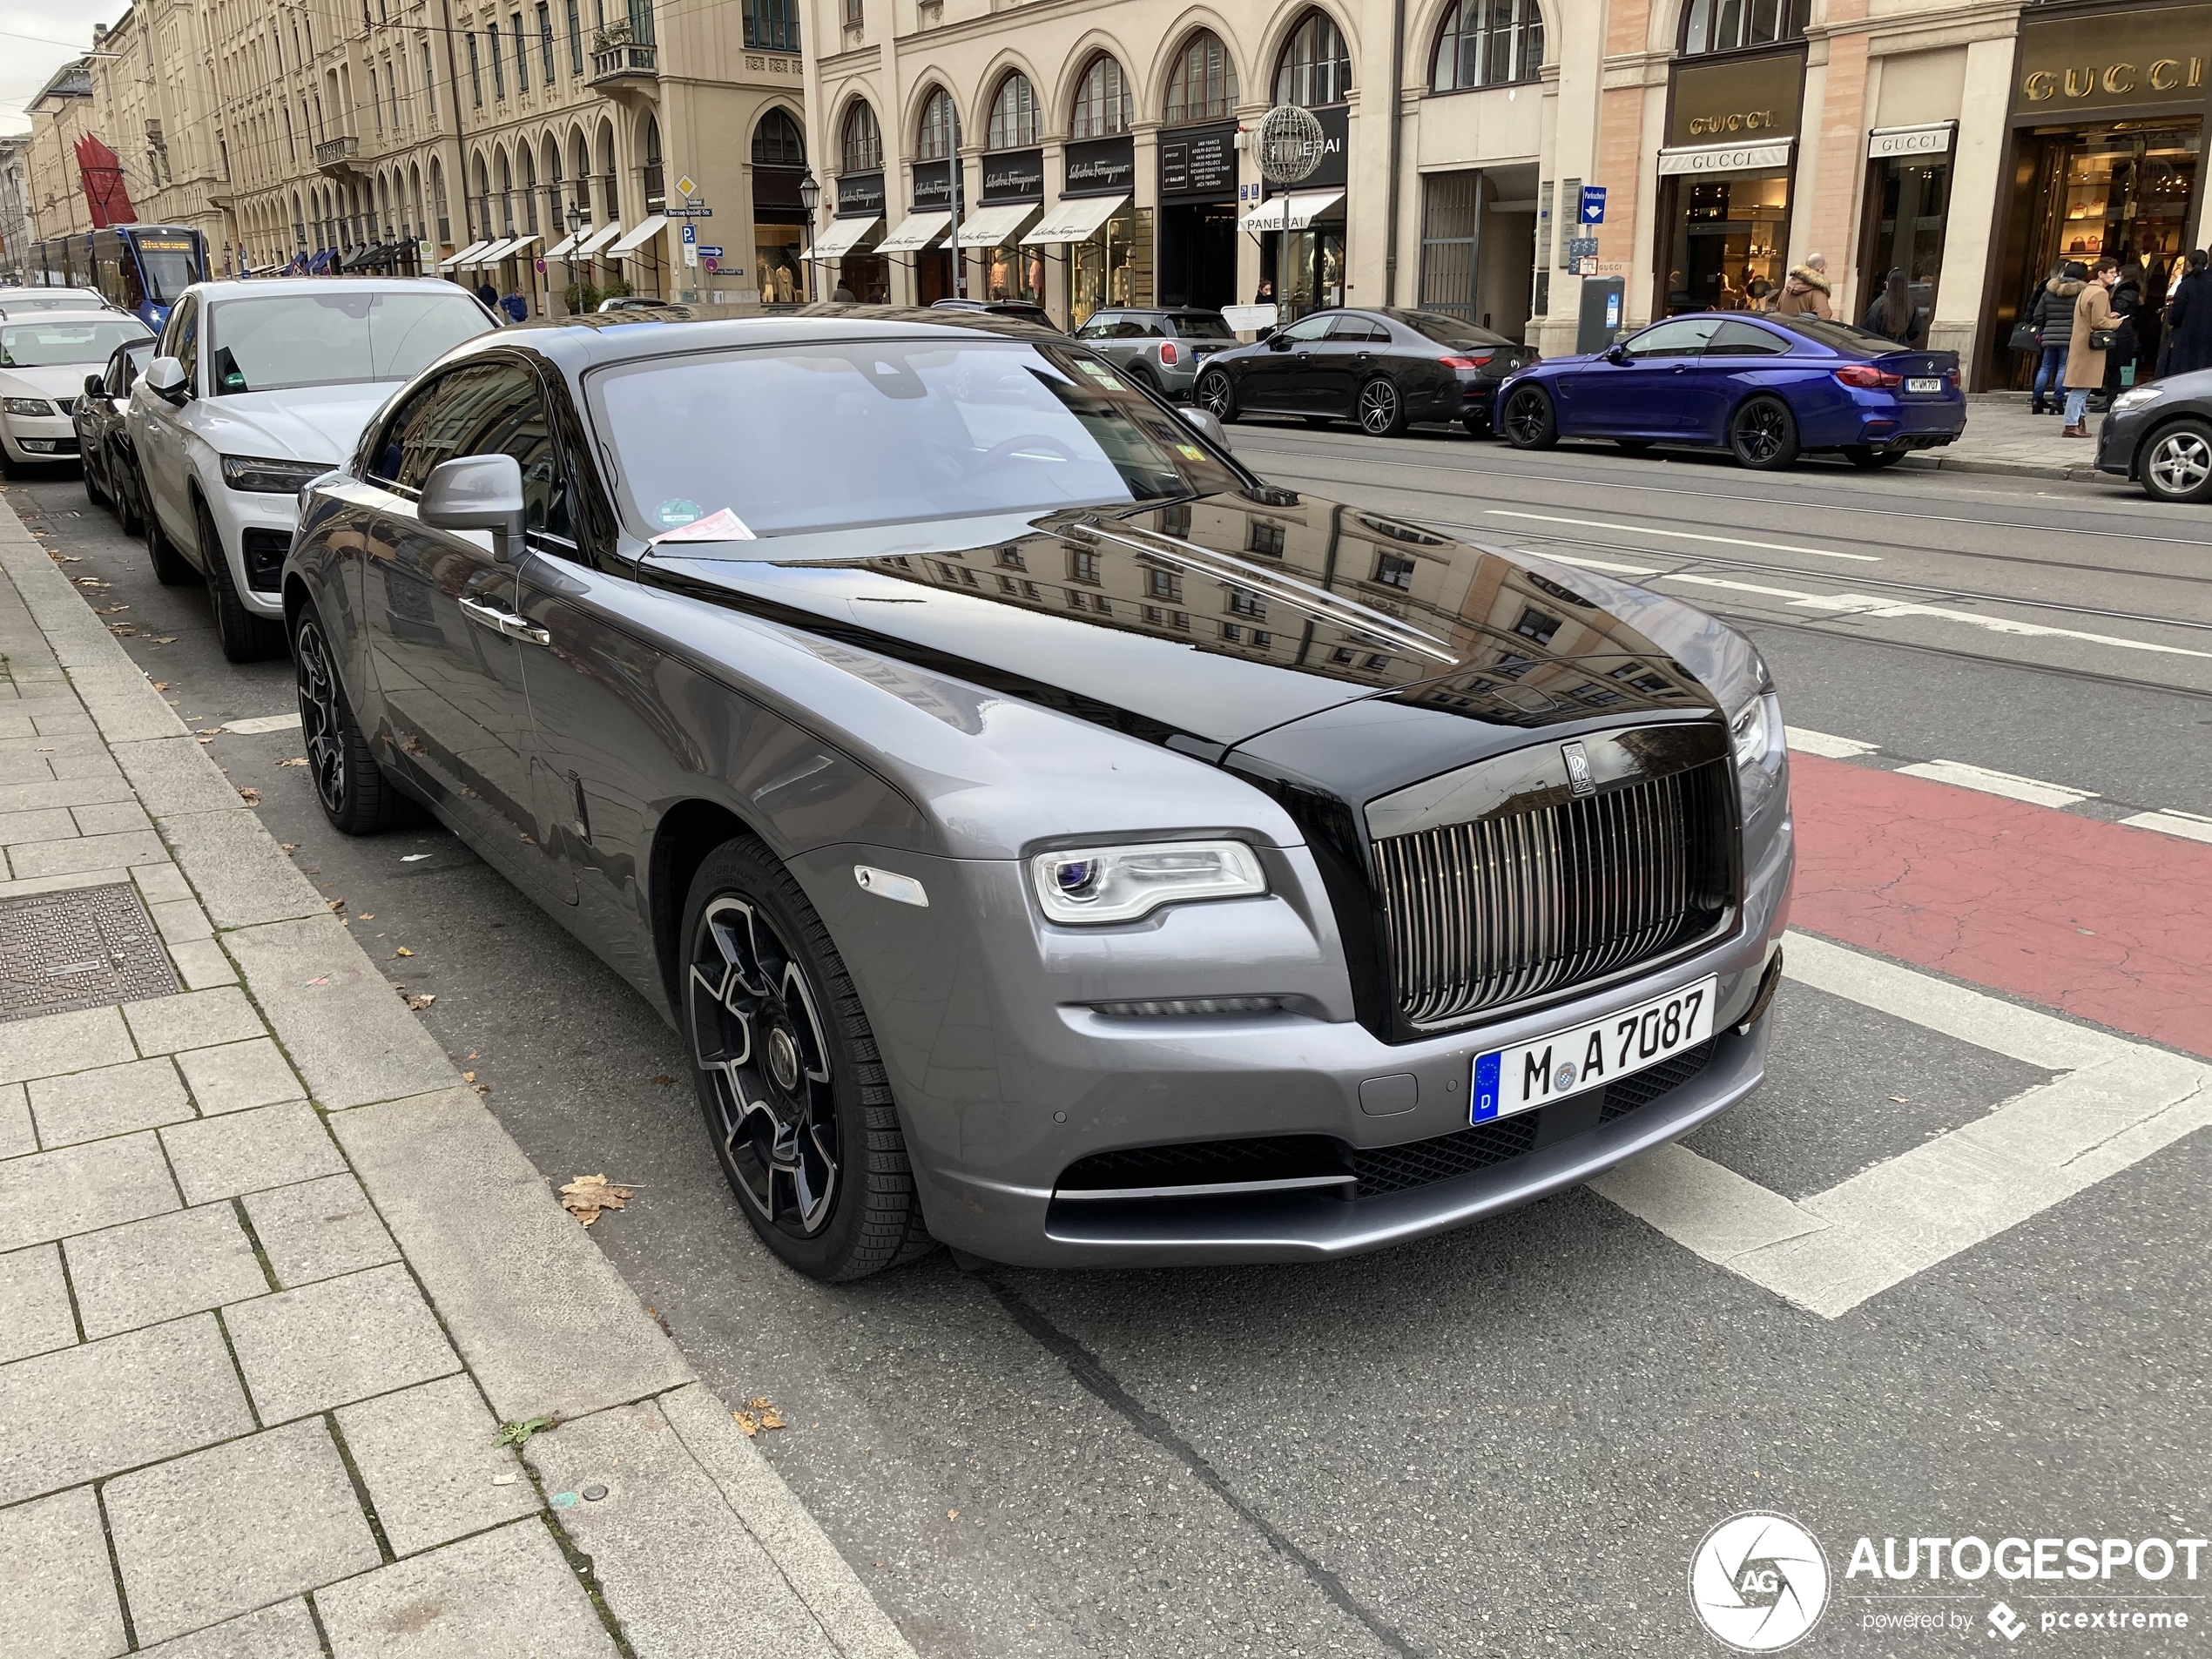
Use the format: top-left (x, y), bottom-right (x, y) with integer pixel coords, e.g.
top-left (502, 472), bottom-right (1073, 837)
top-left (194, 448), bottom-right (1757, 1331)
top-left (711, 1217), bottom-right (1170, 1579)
top-left (696, 245), bottom-right (723, 258)
top-left (702, 255), bottom-right (718, 273)
top-left (533, 257), bottom-right (546, 273)
top-left (663, 206), bottom-right (712, 219)
top-left (680, 223), bottom-right (697, 244)
top-left (675, 175), bottom-right (697, 198)
top-left (1566, 236), bottom-right (1599, 260)
top-left (1574, 256), bottom-right (1598, 276)
top-left (1580, 185), bottom-right (1607, 224)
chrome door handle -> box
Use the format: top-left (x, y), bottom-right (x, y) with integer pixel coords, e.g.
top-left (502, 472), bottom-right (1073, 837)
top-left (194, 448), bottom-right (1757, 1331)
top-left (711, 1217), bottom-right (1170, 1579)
top-left (458, 596), bottom-right (509, 633)
top-left (500, 615), bottom-right (551, 647)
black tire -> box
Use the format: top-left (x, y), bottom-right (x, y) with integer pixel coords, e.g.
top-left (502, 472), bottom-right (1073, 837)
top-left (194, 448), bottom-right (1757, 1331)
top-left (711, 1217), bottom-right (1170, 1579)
top-left (83, 448), bottom-right (109, 509)
top-left (110, 445), bottom-right (145, 536)
top-left (682, 838), bottom-right (935, 1281)
top-left (1616, 439), bottom-right (1656, 455)
top-left (143, 493), bottom-right (197, 586)
top-left (1729, 396), bottom-right (1800, 470)
top-left (1843, 444), bottom-right (1905, 470)
top-left (294, 604), bottom-right (419, 834)
top-left (2138, 417), bottom-right (2212, 503)
top-left (1121, 364), bottom-right (1159, 396)
top-left (1356, 376), bottom-right (1407, 436)
top-left (198, 499), bottom-right (287, 662)
top-left (1195, 368), bottom-right (1238, 422)
top-left (1500, 384), bottom-right (1558, 449)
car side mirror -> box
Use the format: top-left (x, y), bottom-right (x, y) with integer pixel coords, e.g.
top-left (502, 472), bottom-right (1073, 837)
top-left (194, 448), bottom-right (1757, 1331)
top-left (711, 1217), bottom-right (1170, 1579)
top-left (144, 356), bottom-right (190, 403)
top-left (420, 455), bottom-right (526, 563)
top-left (1604, 346), bottom-right (1630, 365)
top-left (84, 374), bottom-right (105, 400)
top-left (1177, 406), bottom-right (1229, 448)
top-left (1268, 334), bottom-right (1292, 351)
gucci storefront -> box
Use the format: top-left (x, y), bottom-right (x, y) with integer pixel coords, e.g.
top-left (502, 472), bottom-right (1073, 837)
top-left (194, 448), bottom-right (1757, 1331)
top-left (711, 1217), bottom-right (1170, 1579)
top-left (1655, 51), bottom-right (1806, 317)
top-left (1986, 0), bottom-right (2212, 386)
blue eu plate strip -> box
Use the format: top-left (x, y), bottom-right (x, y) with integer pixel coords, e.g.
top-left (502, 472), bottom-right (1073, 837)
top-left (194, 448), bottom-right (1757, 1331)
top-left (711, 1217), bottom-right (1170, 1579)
top-left (1472, 1051), bottom-right (1501, 1124)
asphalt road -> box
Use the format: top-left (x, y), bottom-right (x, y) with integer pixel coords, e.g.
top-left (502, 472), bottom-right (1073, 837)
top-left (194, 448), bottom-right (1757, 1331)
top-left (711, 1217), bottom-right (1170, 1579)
top-left (11, 427), bottom-right (2208, 1658)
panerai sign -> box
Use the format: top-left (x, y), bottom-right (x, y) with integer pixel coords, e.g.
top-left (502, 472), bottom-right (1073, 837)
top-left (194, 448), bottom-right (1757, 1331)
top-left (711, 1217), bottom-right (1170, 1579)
top-left (2013, 4), bottom-right (2212, 113)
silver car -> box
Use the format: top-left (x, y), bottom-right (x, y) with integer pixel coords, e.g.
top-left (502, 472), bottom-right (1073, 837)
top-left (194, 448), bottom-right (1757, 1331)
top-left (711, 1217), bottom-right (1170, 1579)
top-left (283, 305), bottom-right (1793, 1281)
top-left (1070, 307), bottom-right (1239, 401)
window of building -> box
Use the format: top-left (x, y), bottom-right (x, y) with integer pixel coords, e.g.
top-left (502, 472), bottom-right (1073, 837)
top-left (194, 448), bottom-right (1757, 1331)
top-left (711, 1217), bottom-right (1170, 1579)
top-left (1432, 0), bottom-right (1543, 91)
top-left (488, 24), bottom-right (504, 98)
top-left (1247, 520), bottom-right (1285, 556)
top-left (566, 0), bottom-right (583, 74)
top-left (538, 3), bottom-right (555, 80)
top-left (744, 0), bottom-right (801, 54)
top-left (1221, 623), bottom-right (1244, 643)
top-left (917, 88), bottom-right (958, 162)
top-left (1163, 30), bottom-right (1238, 123)
top-left (1680, 0), bottom-right (1809, 56)
top-left (1512, 606), bottom-right (1561, 644)
top-left (996, 546), bottom-right (1027, 570)
top-left (1144, 568), bottom-right (1184, 603)
top-left (842, 102), bottom-right (882, 172)
top-left (513, 12), bottom-right (529, 90)
top-left (468, 37), bottom-right (482, 105)
top-left (1160, 503), bottom-right (1192, 537)
top-left (424, 43), bottom-right (437, 117)
top-left (1070, 55), bottom-right (1131, 139)
top-left (1275, 10), bottom-right (1352, 108)
top-left (752, 109), bottom-right (805, 165)
top-left (1067, 548), bottom-right (1100, 583)
top-left (1226, 587), bottom-right (1265, 619)
top-left (1373, 552), bottom-right (1415, 590)
top-left (988, 74), bottom-right (1040, 150)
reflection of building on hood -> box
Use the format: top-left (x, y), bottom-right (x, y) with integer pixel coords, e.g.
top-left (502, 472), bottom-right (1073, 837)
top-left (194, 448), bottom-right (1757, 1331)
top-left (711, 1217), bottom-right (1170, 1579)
top-left (1784, 263), bottom-right (1831, 295)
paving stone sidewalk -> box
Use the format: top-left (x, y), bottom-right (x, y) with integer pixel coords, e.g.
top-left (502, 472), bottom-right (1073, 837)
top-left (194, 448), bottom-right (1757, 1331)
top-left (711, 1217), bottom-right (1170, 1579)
top-left (1899, 392), bottom-right (2128, 482)
top-left (0, 501), bottom-right (916, 1656)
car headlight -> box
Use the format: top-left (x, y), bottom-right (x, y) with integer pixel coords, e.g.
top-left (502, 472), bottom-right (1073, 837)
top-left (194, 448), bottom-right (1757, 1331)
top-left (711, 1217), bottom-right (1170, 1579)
top-left (2, 397), bottom-right (54, 417)
top-left (1730, 689), bottom-right (1784, 773)
top-left (2110, 384), bottom-right (2166, 414)
top-left (221, 455), bottom-right (334, 494)
top-left (1031, 840), bottom-right (1268, 925)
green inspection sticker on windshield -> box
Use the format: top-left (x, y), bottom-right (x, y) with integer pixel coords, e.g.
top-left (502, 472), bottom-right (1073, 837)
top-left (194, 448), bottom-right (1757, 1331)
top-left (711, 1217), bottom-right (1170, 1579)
top-left (654, 498), bottom-right (704, 529)
top-left (1076, 361), bottom-right (1125, 391)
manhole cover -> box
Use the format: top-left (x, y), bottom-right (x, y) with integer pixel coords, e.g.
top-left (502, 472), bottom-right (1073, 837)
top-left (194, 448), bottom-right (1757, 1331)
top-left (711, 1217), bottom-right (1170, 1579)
top-left (0, 883), bottom-right (179, 1022)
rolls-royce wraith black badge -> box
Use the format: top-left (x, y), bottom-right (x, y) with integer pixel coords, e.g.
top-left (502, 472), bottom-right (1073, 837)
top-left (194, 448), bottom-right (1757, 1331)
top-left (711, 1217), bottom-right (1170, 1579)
top-left (286, 307), bottom-right (1793, 1281)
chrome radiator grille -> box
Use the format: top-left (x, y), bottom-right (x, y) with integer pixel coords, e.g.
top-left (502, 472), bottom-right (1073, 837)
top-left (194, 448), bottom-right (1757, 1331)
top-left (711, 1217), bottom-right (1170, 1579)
top-left (1373, 759), bottom-right (1734, 1028)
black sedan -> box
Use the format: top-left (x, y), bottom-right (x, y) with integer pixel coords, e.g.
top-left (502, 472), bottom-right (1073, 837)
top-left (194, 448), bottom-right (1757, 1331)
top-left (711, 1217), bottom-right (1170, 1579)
top-left (2097, 368), bottom-right (2212, 502)
top-left (281, 303), bottom-right (1788, 1281)
top-left (1195, 308), bottom-right (1535, 436)
top-left (76, 337), bottom-right (155, 532)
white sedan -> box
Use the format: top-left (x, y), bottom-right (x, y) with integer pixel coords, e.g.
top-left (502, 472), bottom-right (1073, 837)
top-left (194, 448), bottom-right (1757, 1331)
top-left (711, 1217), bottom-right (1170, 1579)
top-left (128, 277), bottom-right (496, 660)
top-left (0, 314), bottom-right (154, 473)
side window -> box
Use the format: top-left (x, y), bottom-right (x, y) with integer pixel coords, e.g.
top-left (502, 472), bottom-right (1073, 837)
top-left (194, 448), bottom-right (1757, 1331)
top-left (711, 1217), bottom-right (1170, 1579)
top-left (1328, 314), bottom-right (1386, 341)
top-left (370, 363), bottom-right (502, 491)
top-left (158, 296), bottom-right (194, 367)
top-left (1622, 318), bottom-right (1723, 359)
top-left (1073, 313), bottom-right (1118, 340)
top-left (454, 363), bottom-right (574, 543)
top-left (173, 300), bottom-right (201, 394)
top-left (1706, 320), bottom-right (1792, 357)
top-left (1278, 314), bottom-right (1336, 343)
top-left (105, 352), bottom-right (131, 397)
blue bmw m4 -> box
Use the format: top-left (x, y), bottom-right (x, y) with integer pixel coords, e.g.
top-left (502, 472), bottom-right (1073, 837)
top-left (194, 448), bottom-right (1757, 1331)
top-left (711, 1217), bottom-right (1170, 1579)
top-left (1494, 312), bottom-right (1965, 472)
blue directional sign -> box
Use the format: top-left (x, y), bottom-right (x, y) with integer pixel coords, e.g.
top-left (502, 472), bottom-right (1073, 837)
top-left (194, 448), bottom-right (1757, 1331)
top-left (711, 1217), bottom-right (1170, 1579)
top-left (1581, 185), bottom-right (1607, 224)
top-left (680, 223), bottom-right (697, 245)
top-left (695, 245), bottom-right (724, 259)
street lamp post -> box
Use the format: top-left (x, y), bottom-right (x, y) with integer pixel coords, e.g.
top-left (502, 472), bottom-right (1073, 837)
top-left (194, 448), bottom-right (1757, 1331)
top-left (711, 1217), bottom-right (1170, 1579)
top-left (565, 204), bottom-right (585, 315)
top-left (798, 170), bottom-right (820, 304)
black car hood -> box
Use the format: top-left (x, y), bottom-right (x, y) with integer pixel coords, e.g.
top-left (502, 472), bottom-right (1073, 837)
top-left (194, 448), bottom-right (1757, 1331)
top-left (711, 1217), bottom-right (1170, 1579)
top-left (641, 488), bottom-right (1719, 752)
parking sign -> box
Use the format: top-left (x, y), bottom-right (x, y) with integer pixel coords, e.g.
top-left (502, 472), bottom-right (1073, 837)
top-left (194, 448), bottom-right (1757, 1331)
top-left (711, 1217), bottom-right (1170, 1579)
top-left (1581, 185), bottom-right (1607, 224)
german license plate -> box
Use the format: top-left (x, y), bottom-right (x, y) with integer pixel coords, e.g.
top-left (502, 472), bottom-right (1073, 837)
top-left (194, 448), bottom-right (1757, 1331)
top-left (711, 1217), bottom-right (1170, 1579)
top-left (1471, 977), bottom-right (1717, 1124)
top-left (1905, 376), bottom-right (1942, 394)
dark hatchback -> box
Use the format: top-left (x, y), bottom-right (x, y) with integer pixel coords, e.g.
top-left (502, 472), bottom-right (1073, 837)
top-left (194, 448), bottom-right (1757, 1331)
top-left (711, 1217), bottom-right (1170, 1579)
top-left (1196, 308), bottom-right (1535, 436)
top-left (76, 337), bottom-right (156, 531)
top-left (2095, 368), bottom-right (2212, 502)
top-left (1497, 312), bottom-right (1964, 470)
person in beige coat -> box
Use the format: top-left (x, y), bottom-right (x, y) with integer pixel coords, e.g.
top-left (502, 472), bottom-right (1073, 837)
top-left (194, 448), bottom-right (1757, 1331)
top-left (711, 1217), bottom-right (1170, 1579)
top-left (2063, 257), bottom-right (2121, 436)
top-left (1774, 253), bottom-right (1833, 320)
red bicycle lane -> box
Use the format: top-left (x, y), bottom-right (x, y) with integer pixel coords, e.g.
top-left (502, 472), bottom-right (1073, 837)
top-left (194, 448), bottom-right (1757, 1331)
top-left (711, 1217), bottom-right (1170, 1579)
top-left (1785, 753), bottom-right (2212, 1061)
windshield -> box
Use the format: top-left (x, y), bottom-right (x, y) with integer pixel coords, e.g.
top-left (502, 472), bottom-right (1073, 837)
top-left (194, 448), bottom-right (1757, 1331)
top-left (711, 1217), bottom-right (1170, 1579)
top-left (1386, 309), bottom-right (1512, 347)
top-left (589, 338), bottom-right (1244, 540)
top-left (205, 291), bottom-right (494, 394)
top-left (1, 293), bottom-right (105, 314)
top-left (0, 319), bottom-right (152, 368)
top-left (132, 239), bottom-right (200, 303)
top-left (1169, 314), bottom-right (1236, 339)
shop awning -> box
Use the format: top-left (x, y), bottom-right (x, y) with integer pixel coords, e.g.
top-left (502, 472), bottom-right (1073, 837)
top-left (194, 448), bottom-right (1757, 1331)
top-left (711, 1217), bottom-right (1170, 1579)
top-left (1021, 194), bottom-right (1128, 246)
top-left (467, 237), bottom-right (518, 266)
top-left (437, 239), bottom-right (490, 272)
top-left (575, 221), bottom-right (626, 257)
top-left (1238, 191), bottom-right (1345, 234)
top-left (804, 215), bottom-right (880, 262)
top-left (608, 215), bottom-right (669, 257)
top-left (543, 227), bottom-right (586, 259)
top-left (954, 202), bottom-right (1041, 249)
top-left (876, 211), bottom-right (951, 254)
top-left (502, 233), bottom-right (542, 262)
top-left (1656, 138), bottom-right (1794, 176)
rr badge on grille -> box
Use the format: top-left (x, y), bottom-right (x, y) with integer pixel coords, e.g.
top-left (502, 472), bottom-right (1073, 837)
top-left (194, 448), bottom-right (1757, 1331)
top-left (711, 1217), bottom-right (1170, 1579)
top-left (1561, 740), bottom-right (1595, 797)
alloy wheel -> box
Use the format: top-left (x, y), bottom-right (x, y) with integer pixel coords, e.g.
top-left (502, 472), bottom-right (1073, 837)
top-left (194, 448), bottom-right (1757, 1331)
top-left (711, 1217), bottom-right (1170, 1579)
top-left (295, 617), bottom-right (347, 817)
top-left (1359, 380), bottom-right (1401, 435)
top-left (1197, 373), bottom-right (1232, 417)
top-left (1503, 388), bottom-right (1549, 446)
top-left (2148, 429), bottom-right (2212, 496)
top-left (1736, 401), bottom-right (1789, 464)
top-left (689, 895), bottom-right (839, 1237)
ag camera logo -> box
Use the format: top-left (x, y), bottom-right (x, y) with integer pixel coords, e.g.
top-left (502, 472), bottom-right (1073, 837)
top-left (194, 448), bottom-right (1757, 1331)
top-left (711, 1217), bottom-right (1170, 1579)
top-left (1690, 1512), bottom-right (1831, 1651)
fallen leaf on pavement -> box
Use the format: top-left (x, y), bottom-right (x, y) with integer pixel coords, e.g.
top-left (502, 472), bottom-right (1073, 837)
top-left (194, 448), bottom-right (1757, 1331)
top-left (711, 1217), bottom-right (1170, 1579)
top-left (406, 994), bottom-right (435, 1011)
top-left (109, 624), bottom-right (138, 637)
top-left (278, 756), bottom-right (307, 767)
top-left (948, 1510), bottom-right (959, 1521)
top-left (650, 1073), bottom-right (674, 1087)
top-left (198, 728), bottom-right (222, 737)
top-left (151, 637), bottom-right (175, 644)
top-left (746, 1396), bottom-right (773, 1411)
top-left (558, 1173), bottom-right (634, 1225)
top-left (151, 680), bottom-right (168, 691)
top-left (359, 913), bottom-right (374, 920)
top-left (395, 946), bottom-right (415, 957)
top-left (494, 1415), bottom-right (556, 1449)
top-left (280, 843), bottom-right (298, 852)
top-left (474, 1083), bottom-right (490, 1095)
top-left (732, 1411), bottom-right (760, 1436)
top-left (462, 1069), bottom-right (475, 1082)
top-left (327, 898), bottom-right (347, 911)
top-left (98, 604), bottom-right (128, 613)
top-left (760, 1407), bottom-right (787, 1429)
top-left (237, 786), bottom-right (261, 805)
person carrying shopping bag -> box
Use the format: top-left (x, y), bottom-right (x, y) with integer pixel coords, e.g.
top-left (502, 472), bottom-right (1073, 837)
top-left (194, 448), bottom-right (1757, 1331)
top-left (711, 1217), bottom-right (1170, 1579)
top-left (2062, 257), bottom-right (2121, 437)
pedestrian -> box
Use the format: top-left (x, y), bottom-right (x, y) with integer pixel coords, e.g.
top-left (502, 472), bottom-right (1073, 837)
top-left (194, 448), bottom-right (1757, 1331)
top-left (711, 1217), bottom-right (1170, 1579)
top-left (2134, 254), bottom-right (2167, 382)
top-left (2027, 261), bottom-right (2082, 415)
top-left (2096, 261), bottom-right (2145, 408)
top-left (475, 280), bottom-right (499, 316)
top-left (1861, 266), bottom-right (1925, 345)
top-left (1775, 253), bottom-right (1833, 320)
top-left (2061, 256), bottom-right (2121, 437)
top-left (832, 279), bottom-right (856, 301)
top-left (2159, 248), bottom-right (2212, 378)
top-left (502, 287), bottom-right (529, 324)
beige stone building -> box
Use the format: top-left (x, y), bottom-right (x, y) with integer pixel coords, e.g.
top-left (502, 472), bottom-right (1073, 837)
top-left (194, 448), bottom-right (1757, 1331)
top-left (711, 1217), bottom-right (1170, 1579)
top-left (24, 62), bottom-right (99, 246)
top-left (798, 0), bottom-right (2212, 388)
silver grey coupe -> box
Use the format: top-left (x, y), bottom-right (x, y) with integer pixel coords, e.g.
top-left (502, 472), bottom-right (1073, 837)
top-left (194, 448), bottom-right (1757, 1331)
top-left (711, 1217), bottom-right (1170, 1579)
top-left (285, 305), bottom-right (1794, 1281)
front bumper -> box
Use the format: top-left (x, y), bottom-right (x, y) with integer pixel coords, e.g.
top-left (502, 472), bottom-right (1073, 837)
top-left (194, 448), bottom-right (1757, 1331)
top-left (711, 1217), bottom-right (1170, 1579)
top-left (1, 414), bottom-right (81, 462)
top-left (204, 482), bottom-right (299, 615)
top-left (2095, 408), bottom-right (2148, 475)
top-left (788, 799), bottom-right (1792, 1267)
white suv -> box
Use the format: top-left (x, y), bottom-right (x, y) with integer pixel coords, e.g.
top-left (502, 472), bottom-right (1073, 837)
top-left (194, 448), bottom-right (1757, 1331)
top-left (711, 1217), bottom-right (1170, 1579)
top-left (127, 277), bottom-right (496, 659)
